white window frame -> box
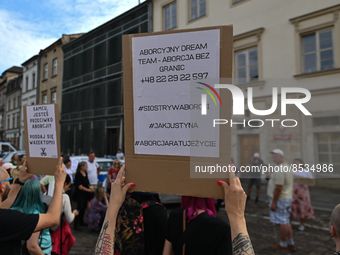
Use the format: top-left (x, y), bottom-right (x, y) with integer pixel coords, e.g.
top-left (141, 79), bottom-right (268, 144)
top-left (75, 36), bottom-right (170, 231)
top-left (235, 47), bottom-right (259, 84)
top-left (189, 0), bottom-right (206, 21)
top-left (51, 91), bottom-right (57, 103)
top-left (164, 2), bottom-right (177, 31)
top-left (44, 64), bottom-right (48, 80)
top-left (53, 58), bottom-right (58, 76)
top-left (42, 94), bottom-right (47, 104)
top-left (301, 28), bottom-right (335, 73)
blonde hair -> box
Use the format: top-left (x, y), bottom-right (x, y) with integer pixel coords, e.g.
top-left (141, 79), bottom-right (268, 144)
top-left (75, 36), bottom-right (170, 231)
top-left (95, 187), bottom-right (106, 201)
top-left (12, 167), bottom-right (20, 183)
top-left (113, 159), bottom-right (121, 168)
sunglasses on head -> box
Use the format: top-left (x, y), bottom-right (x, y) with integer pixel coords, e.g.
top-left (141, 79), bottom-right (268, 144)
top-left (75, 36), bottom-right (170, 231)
top-left (0, 177), bottom-right (13, 185)
top-left (114, 163), bottom-right (120, 165)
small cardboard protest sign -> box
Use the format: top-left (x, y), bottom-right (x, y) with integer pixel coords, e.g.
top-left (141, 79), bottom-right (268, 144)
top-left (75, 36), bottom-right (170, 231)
top-left (24, 104), bottom-right (61, 175)
top-left (123, 26), bottom-right (233, 199)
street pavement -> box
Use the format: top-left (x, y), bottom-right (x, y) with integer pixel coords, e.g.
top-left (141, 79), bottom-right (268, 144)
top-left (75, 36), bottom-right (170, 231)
top-left (70, 183), bottom-right (339, 255)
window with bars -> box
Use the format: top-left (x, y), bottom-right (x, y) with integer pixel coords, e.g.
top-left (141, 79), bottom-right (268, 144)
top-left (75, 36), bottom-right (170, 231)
top-left (317, 133), bottom-right (340, 175)
top-left (190, 0), bottom-right (206, 21)
top-left (164, 2), bottom-right (177, 30)
top-left (235, 47), bottom-right (258, 84)
top-left (302, 28), bottom-right (334, 73)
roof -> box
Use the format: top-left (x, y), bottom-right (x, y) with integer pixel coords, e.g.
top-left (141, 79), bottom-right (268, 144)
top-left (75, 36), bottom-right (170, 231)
top-left (21, 55), bottom-right (39, 67)
top-left (6, 74), bottom-right (22, 94)
top-left (39, 33), bottom-right (85, 56)
top-left (1, 66), bottom-right (23, 76)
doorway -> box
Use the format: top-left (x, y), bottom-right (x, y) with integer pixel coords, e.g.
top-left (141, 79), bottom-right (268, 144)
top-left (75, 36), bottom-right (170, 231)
top-left (107, 128), bottom-right (117, 156)
top-left (239, 135), bottom-right (260, 168)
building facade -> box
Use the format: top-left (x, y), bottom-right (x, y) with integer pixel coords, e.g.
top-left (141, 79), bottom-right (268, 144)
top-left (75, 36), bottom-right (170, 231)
top-left (5, 75), bottom-right (22, 147)
top-left (152, 0), bottom-right (340, 187)
top-left (60, 2), bottom-right (152, 156)
top-left (38, 34), bottom-right (84, 115)
top-left (0, 66), bottom-right (23, 142)
top-left (20, 55), bottom-right (39, 150)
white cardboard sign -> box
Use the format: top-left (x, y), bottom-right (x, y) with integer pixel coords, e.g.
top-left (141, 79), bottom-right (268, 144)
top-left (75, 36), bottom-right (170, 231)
top-left (26, 104), bottom-right (58, 158)
top-left (132, 29), bottom-right (220, 157)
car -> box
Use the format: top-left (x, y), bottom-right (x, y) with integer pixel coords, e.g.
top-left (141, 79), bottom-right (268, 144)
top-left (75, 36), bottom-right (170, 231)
top-left (70, 156), bottom-right (114, 186)
top-left (2, 151), bottom-right (26, 163)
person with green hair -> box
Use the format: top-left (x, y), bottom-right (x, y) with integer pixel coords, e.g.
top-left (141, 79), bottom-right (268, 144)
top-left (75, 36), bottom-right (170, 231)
top-left (11, 179), bottom-right (52, 254)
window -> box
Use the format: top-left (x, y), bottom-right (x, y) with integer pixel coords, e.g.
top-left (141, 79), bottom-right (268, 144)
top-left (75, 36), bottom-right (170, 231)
top-left (317, 133), bottom-right (340, 175)
top-left (13, 98), bottom-right (16, 109)
top-left (42, 94), bottom-right (47, 104)
top-left (17, 96), bottom-right (20, 107)
top-left (164, 2), bottom-right (177, 30)
top-left (190, 0), bottom-right (206, 21)
top-left (7, 117), bottom-right (9, 129)
top-left (12, 116), bottom-right (15, 128)
top-left (26, 76), bottom-right (29, 91)
top-left (302, 29), bottom-right (334, 73)
top-left (235, 47), bottom-right (258, 84)
top-left (17, 115), bottom-right (19, 129)
top-left (8, 100), bottom-right (10, 111)
top-left (32, 73), bottom-right (36, 88)
top-left (53, 58), bottom-right (58, 76)
top-left (51, 91), bottom-right (57, 103)
top-left (44, 63), bottom-right (48, 80)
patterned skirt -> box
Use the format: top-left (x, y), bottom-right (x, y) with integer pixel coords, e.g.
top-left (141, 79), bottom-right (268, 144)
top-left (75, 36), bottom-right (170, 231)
top-left (291, 183), bottom-right (315, 220)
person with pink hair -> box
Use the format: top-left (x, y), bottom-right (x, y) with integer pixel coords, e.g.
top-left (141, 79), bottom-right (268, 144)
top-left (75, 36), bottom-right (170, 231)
top-left (163, 196), bottom-right (232, 255)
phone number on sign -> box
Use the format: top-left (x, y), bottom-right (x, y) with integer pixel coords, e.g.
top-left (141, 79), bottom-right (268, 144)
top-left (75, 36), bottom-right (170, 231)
top-left (292, 164), bottom-right (334, 173)
top-left (140, 72), bottom-right (208, 83)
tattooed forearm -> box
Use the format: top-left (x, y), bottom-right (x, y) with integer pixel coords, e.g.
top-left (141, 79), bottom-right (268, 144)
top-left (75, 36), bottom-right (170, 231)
top-left (94, 222), bottom-right (114, 255)
top-left (232, 233), bottom-right (255, 255)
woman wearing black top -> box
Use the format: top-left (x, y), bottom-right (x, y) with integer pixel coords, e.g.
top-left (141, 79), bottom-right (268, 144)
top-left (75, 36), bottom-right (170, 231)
top-left (74, 161), bottom-right (94, 230)
top-left (164, 196), bottom-right (233, 255)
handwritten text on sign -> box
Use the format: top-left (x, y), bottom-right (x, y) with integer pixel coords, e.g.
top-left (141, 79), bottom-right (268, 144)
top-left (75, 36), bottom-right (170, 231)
top-left (26, 105), bottom-right (58, 158)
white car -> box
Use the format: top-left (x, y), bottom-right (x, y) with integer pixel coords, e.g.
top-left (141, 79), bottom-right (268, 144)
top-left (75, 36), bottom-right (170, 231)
top-left (2, 151), bottom-right (26, 163)
top-left (69, 156), bottom-right (114, 187)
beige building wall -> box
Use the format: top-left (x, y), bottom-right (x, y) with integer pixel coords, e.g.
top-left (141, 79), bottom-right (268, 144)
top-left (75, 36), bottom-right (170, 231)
top-left (153, 0), bottom-right (340, 186)
top-left (39, 34), bottom-right (84, 115)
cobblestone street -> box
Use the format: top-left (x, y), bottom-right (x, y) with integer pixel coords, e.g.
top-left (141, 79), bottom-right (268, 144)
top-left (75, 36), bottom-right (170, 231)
top-left (70, 197), bottom-right (336, 255)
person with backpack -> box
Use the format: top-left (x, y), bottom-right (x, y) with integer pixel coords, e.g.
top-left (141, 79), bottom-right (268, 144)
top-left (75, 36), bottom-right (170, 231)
top-left (11, 179), bottom-right (53, 255)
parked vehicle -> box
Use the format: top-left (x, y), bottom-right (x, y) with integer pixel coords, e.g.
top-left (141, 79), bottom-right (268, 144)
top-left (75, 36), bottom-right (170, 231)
top-left (70, 156), bottom-right (114, 186)
top-left (0, 142), bottom-right (20, 152)
top-left (2, 151), bottom-right (26, 163)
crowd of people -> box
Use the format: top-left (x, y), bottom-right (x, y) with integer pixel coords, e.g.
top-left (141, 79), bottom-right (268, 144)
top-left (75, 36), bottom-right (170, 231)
top-left (0, 148), bottom-right (339, 255)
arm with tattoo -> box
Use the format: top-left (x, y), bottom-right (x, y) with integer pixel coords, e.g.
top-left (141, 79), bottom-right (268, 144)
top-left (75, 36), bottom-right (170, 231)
top-left (218, 170), bottom-right (255, 255)
top-left (232, 233), bottom-right (255, 255)
top-left (94, 165), bottom-right (134, 255)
